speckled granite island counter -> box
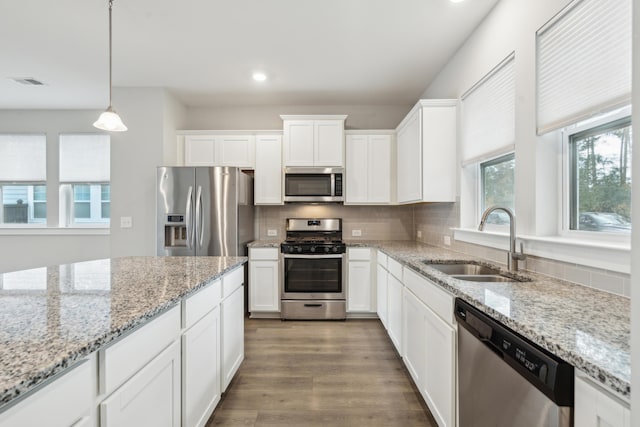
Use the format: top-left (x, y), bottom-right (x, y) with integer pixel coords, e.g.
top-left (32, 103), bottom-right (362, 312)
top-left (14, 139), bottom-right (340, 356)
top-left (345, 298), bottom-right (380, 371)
top-left (344, 240), bottom-right (631, 399)
top-left (0, 255), bottom-right (247, 412)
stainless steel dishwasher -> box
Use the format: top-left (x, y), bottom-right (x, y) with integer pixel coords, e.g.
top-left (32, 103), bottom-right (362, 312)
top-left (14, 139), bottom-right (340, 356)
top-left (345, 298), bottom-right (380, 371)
top-left (455, 299), bottom-right (574, 427)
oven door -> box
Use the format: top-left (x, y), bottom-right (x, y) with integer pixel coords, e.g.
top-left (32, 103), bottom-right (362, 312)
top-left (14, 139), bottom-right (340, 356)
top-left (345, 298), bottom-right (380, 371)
top-left (282, 254), bottom-right (345, 300)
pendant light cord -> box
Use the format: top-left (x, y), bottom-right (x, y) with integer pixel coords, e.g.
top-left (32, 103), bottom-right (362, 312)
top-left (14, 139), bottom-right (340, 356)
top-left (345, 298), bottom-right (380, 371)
top-left (108, 0), bottom-right (113, 108)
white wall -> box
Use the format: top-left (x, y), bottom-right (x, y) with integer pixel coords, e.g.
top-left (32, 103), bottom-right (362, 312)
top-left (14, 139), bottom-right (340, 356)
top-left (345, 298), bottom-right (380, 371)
top-left (184, 104), bottom-right (411, 130)
top-left (0, 88), bottom-right (184, 272)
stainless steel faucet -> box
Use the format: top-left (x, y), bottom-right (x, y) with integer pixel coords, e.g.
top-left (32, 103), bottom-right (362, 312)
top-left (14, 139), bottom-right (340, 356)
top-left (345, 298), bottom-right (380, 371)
top-left (478, 206), bottom-right (526, 271)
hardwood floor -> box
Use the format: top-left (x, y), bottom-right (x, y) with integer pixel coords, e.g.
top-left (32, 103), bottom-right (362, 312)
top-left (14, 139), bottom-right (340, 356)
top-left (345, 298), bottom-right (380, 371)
top-left (207, 318), bottom-right (438, 426)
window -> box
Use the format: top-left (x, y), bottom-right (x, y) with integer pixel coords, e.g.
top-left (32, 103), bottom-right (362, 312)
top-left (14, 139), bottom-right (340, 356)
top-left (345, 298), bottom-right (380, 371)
top-left (0, 135), bottom-right (47, 225)
top-left (567, 116), bottom-right (632, 234)
top-left (59, 134), bottom-right (110, 226)
top-left (481, 154), bottom-right (515, 226)
top-left (459, 54), bottom-right (515, 230)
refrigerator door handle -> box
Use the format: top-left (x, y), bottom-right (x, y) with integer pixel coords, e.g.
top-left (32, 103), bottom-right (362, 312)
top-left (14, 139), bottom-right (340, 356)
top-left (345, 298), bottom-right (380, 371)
top-left (185, 186), bottom-right (194, 249)
top-left (195, 185), bottom-right (204, 249)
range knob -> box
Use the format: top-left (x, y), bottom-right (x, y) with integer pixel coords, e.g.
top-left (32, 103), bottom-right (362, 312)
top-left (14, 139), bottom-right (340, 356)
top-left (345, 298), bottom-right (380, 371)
top-left (332, 246), bottom-right (339, 253)
top-left (324, 246), bottom-right (330, 253)
top-left (310, 246), bottom-right (316, 253)
top-left (296, 246), bottom-right (302, 254)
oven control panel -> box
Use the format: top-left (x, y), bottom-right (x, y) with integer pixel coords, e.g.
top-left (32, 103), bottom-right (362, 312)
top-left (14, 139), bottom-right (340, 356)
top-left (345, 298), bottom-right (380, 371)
top-left (280, 243), bottom-right (346, 255)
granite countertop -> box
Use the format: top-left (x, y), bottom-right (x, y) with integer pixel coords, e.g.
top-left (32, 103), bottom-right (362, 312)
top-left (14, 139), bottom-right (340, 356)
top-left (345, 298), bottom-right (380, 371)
top-left (247, 240), bottom-right (281, 248)
top-left (344, 240), bottom-right (630, 399)
top-left (0, 256), bottom-right (247, 409)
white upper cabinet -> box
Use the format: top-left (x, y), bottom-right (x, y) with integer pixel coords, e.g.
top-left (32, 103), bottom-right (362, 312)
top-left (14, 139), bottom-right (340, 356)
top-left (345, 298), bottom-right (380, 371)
top-left (281, 115), bottom-right (347, 167)
top-left (254, 135), bottom-right (283, 205)
top-left (396, 100), bottom-right (457, 204)
top-left (345, 133), bottom-right (392, 204)
top-left (184, 134), bottom-right (256, 168)
top-left (185, 135), bottom-right (217, 166)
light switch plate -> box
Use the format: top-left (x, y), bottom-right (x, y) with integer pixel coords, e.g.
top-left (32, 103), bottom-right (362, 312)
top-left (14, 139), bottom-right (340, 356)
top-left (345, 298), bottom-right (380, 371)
top-left (444, 236), bottom-right (451, 246)
top-left (120, 216), bottom-right (133, 228)
top-left (267, 229), bottom-right (278, 237)
top-left (352, 229), bottom-right (362, 237)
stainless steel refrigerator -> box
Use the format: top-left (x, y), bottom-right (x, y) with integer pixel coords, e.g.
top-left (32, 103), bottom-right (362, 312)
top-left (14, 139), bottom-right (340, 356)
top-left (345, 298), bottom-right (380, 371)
top-left (156, 167), bottom-right (254, 257)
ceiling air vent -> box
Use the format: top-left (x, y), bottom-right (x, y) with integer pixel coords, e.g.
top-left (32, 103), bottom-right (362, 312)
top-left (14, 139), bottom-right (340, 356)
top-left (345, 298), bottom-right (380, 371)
top-left (10, 77), bottom-right (45, 86)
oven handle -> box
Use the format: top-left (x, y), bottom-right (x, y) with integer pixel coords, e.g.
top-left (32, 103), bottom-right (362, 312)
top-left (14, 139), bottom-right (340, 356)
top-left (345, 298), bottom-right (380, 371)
top-left (282, 254), bottom-right (344, 259)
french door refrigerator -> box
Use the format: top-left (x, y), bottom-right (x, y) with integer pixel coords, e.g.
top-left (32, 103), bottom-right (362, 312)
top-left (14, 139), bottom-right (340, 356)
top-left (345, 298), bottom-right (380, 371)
top-left (156, 166), bottom-right (254, 257)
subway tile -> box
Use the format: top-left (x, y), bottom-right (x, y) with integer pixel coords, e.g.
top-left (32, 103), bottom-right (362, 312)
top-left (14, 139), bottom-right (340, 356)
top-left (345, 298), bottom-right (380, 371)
top-left (590, 271), bottom-right (625, 296)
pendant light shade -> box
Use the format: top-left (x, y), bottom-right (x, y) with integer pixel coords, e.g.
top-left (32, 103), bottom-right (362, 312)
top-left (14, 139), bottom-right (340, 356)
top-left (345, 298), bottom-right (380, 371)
top-left (94, 0), bottom-right (127, 132)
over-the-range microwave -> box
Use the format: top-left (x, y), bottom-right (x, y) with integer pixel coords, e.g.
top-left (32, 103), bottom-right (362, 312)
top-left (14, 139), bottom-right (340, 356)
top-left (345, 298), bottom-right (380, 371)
top-left (283, 167), bottom-right (344, 203)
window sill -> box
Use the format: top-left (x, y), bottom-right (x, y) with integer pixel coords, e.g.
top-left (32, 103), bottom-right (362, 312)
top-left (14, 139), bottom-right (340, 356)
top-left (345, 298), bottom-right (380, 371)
top-left (0, 226), bottom-right (110, 236)
top-left (453, 228), bottom-right (630, 274)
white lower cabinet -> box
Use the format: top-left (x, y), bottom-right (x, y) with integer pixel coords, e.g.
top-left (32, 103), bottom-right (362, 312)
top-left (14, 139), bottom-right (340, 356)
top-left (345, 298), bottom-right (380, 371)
top-left (0, 357), bottom-right (95, 427)
top-left (347, 248), bottom-right (376, 313)
top-left (386, 272), bottom-right (403, 355)
top-left (182, 307), bottom-right (221, 427)
top-left (221, 284), bottom-right (244, 392)
top-left (249, 248), bottom-right (280, 314)
top-left (100, 340), bottom-right (181, 427)
top-left (402, 287), bottom-right (427, 386)
top-left (376, 263), bottom-right (388, 328)
top-left (575, 374), bottom-right (630, 427)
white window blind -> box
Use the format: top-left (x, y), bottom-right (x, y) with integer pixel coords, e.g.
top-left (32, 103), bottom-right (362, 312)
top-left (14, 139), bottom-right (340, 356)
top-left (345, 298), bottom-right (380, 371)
top-left (59, 134), bottom-right (110, 183)
top-left (536, 0), bottom-right (631, 134)
top-left (461, 54), bottom-right (515, 165)
top-left (0, 135), bottom-right (46, 181)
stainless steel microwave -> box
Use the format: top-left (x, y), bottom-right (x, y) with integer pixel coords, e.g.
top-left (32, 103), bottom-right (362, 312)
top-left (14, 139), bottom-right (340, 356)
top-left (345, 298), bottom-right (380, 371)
top-left (284, 167), bottom-right (344, 203)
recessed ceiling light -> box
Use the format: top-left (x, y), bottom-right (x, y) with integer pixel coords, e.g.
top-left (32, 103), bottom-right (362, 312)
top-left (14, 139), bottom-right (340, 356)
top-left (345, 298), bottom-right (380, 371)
top-left (252, 72), bottom-right (267, 82)
top-left (449, 0), bottom-right (465, 3)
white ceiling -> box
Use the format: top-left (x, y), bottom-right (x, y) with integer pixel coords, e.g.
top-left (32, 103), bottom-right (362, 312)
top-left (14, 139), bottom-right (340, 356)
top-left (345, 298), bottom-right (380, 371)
top-left (0, 0), bottom-right (497, 110)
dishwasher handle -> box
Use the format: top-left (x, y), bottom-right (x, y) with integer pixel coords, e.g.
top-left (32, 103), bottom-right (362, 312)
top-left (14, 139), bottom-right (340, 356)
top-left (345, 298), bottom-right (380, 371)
top-left (454, 298), bottom-right (574, 407)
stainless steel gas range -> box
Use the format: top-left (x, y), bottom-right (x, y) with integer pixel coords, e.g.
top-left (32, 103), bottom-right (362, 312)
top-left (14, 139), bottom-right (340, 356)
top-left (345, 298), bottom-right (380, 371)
top-left (280, 218), bottom-right (346, 320)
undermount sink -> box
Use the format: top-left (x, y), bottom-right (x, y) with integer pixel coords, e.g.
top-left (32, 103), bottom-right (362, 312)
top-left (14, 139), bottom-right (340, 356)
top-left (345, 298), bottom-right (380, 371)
top-left (424, 262), bottom-right (502, 276)
top-left (423, 261), bottom-right (530, 283)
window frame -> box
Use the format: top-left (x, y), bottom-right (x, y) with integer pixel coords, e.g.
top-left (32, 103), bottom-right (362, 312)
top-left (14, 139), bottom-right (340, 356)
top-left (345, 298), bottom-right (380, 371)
top-left (473, 152), bottom-right (516, 233)
top-left (560, 106), bottom-right (632, 243)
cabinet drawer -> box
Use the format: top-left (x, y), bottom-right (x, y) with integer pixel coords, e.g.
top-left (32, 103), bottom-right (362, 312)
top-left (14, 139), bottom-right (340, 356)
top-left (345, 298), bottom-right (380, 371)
top-left (222, 266), bottom-right (244, 298)
top-left (387, 257), bottom-right (403, 281)
top-left (99, 305), bottom-right (181, 395)
top-left (377, 251), bottom-right (388, 268)
top-left (403, 266), bottom-right (453, 325)
top-left (348, 248), bottom-right (371, 261)
top-left (0, 358), bottom-right (94, 427)
top-left (183, 279), bottom-right (221, 329)
top-left (249, 248), bottom-right (279, 261)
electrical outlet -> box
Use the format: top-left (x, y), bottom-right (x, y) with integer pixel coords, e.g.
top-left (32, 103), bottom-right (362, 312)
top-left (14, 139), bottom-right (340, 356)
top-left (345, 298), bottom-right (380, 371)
top-left (267, 229), bottom-right (278, 237)
top-left (120, 216), bottom-right (133, 228)
top-left (352, 229), bottom-right (362, 237)
top-left (417, 230), bottom-right (422, 238)
top-left (444, 235), bottom-right (451, 246)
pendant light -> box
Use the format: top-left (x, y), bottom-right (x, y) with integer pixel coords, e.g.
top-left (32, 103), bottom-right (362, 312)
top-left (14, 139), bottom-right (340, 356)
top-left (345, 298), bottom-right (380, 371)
top-left (94, 0), bottom-right (127, 132)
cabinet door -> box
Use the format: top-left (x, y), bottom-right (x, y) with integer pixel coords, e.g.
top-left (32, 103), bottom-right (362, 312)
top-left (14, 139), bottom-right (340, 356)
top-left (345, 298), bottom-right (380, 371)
top-left (249, 260), bottom-right (280, 312)
top-left (221, 285), bottom-right (244, 392)
top-left (376, 264), bottom-right (388, 329)
top-left (283, 120), bottom-right (314, 166)
top-left (347, 260), bottom-right (372, 312)
top-left (101, 340), bottom-right (181, 427)
top-left (422, 105), bottom-right (456, 202)
top-left (345, 135), bottom-right (369, 203)
top-left (314, 120), bottom-right (344, 166)
top-left (387, 274), bottom-right (403, 355)
top-left (217, 135), bottom-right (255, 168)
top-left (254, 135), bottom-right (283, 205)
top-left (423, 304), bottom-right (455, 427)
top-left (368, 135), bottom-right (392, 203)
top-left (402, 288), bottom-right (427, 388)
top-left (182, 307), bottom-right (221, 427)
top-left (396, 110), bottom-right (421, 203)
top-left (185, 135), bottom-right (216, 166)
top-left (575, 375), bottom-right (631, 427)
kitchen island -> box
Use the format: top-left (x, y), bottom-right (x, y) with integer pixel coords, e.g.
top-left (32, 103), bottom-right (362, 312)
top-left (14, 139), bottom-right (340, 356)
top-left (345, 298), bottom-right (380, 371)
top-left (0, 255), bottom-right (247, 425)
